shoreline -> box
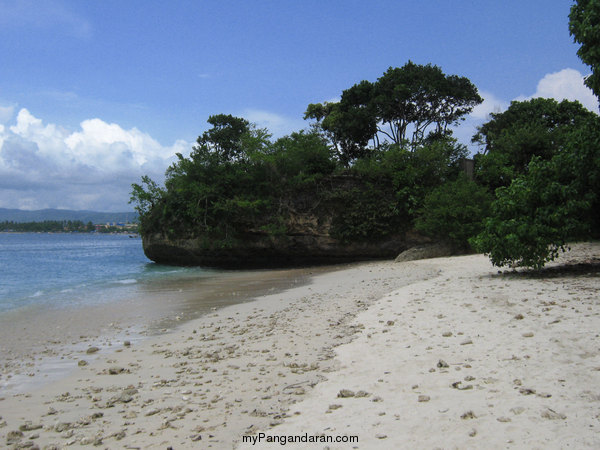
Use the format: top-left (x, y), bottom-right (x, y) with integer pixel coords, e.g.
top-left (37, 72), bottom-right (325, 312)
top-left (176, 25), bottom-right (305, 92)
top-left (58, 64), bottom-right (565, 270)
top-left (1, 244), bottom-right (599, 448)
top-left (0, 259), bottom-right (437, 448)
top-left (0, 265), bottom-right (331, 395)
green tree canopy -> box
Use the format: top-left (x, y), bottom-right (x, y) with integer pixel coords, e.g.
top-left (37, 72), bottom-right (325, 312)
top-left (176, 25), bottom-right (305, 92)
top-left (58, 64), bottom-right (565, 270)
top-left (472, 119), bottom-right (600, 269)
top-left (196, 114), bottom-right (253, 162)
top-left (570, 0), bottom-right (600, 98)
top-left (473, 98), bottom-right (598, 191)
top-left (415, 174), bottom-right (493, 250)
top-left (374, 62), bottom-right (482, 146)
top-left (305, 62), bottom-right (482, 164)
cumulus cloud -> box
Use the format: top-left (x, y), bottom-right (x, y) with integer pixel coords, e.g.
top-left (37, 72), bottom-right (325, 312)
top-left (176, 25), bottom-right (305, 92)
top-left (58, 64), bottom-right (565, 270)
top-left (469, 91), bottom-right (509, 121)
top-left (0, 108), bottom-right (191, 211)
top-left (518, 68), bottom-right (598, 112)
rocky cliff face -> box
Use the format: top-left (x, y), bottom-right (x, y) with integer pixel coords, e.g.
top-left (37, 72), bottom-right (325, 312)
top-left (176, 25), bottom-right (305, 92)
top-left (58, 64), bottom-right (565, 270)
top-left (141, 174), bottom-right (431, 268)
top-left (142, 218), bottom-right (429, 269)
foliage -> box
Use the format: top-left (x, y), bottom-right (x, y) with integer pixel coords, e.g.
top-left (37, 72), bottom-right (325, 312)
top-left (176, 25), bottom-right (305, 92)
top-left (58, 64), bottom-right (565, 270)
top-left (131, 119), bottom-right (341, 244)
top-left (130, 175), bottom-right (166, 234)
top-left (131, 63), bottom-right (485, 260)
top-left (328, 181), bottom-right (408, 243)
top-left (305, 86), bottom-right (378, 165)
top-left (305, 62), bottom-right (482, 164)
top-left (196, 114), bottom-right (253, 162)
top-left (265, 130), bottom-right (337, 184)
top-left (130, 105), bottom-right (479, 251)
top-left (374, 62), bottom-right (482, 146)
top-left (473, 98), bottom-right (598, 190)
top-left (570, 0), bottom-right (600, 98)
top-left (415, 174), bottom-right (493, 250)
top-left (158, 120), bottom-right (274, 240)
top-left (471, 120), bottom-right (600, 269)
top-left (341, 136), bottom-right (469, 232)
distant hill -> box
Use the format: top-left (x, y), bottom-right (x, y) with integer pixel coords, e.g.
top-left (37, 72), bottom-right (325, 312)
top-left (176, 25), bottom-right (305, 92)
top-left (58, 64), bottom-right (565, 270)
top-left (0, 208), bottom-right (138, 224)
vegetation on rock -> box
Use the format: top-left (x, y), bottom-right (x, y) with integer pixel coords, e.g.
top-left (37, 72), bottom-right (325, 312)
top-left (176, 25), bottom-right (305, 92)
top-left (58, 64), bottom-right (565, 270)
top-left (132, 54), bottom-right (600, 269)
top-left (131, 64), bottom-right (481, 266)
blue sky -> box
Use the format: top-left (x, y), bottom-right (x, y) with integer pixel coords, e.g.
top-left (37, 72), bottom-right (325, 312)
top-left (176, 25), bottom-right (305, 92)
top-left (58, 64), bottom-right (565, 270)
top-left (0, 0), bottom-right (597, 211)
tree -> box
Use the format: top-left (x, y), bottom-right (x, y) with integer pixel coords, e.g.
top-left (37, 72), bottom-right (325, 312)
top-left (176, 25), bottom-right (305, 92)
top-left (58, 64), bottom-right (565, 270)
top-left (374, 62), bottom-right (482, 147)
top-left (268, 130), bottom-right (336, 181)
top-left (130, 175), bottom-right (165, 218)
top-left (471, 120), bottom-right (600, 269)
top-left (305, 62), bottom-right (482, 163)
top-left (570, 0), bottom-right (600, 99)
top-left (196, 114), bottom-right (252, 162)
top-left (305, 81), bottom-right (378, 164)
top-left (415, 174), bottom-right (493, 250)
top-left (473, 98), bottom-right (598, 190)
top-left (160, 116), bottom-right (273, 237)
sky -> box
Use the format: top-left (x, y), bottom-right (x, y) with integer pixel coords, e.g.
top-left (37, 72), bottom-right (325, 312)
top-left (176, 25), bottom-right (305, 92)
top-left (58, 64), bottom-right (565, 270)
top-left (0, 0), bottom-right (597, 212)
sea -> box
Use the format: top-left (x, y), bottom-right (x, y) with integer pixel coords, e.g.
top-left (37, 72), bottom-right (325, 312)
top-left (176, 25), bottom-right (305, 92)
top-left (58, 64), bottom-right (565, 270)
top-left (0, 230), bottom-right (318, 345)
top-left (0, 232), bottom-right (210, 314)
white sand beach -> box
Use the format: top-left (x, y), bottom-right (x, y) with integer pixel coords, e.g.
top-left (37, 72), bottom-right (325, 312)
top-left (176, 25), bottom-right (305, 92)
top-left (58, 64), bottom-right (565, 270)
top-left (1, 243), bottom-right (599, 449)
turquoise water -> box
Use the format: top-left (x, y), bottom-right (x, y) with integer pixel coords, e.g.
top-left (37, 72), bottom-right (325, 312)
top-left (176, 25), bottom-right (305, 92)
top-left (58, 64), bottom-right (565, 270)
top-left (0, 233), bottom-right (208, 313)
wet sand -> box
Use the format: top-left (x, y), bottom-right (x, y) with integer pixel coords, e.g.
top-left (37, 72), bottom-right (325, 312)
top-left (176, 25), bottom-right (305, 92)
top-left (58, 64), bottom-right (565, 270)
top-left (1, 244), bottom-right (599, 449)
top-left (0, 266), bottom-right (325, 394)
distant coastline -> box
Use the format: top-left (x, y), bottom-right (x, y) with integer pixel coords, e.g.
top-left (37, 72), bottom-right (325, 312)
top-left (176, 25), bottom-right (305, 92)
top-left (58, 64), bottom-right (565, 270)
top-left (1, 220), bottom-right (138, 234)
top-left (0, 207), bottom-right (138, 224)
top-left (0, 208), bottom-right (139, 234)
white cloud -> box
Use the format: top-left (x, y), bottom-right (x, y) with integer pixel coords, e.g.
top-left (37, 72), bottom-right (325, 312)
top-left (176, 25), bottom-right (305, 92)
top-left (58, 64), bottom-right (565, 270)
top-left (242, 109), bottom-right (307, 138)
top-left (519, 68), bottom-right (598, 112)
top-left (469, 91), bottom-right (509, 121)
top-left (451, 91), bottom-right (510, 154)
top-left (0, 104), bottom-right (15, 123)
top-left (0, 108), bottom-right (191, 211)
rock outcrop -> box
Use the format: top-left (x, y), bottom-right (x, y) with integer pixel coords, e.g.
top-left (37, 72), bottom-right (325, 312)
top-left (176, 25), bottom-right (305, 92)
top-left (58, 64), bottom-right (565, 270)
top-left (394, 242), bottom-right (454, 262)
top-left (142, 224), bottom-right (431, 268)
top-left (143, 231), bottom-right (423, 268)
top-left (141, 175), bottom-right (432, 268)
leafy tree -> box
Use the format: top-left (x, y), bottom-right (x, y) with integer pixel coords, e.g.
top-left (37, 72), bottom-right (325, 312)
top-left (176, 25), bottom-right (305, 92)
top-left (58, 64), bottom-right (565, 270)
top-left (305, 81), bottom-right (378, 165)
top-left (373, 62), bottom-right (482, 147)
top-left (160, 117), bottom-right (273, 239)
top-left (472, 120), bottom-right (600, 269)
top-left (416, 174), bottom-right (493, 250)
top-left (473, 98), bottom-right (598, 190)
top-left (570, 0), bottom-right (600, 98)
top-left (196, 114), bottom-right (252, 162)
top-left (267, 130), bottom-right (336, 181)
top-left (130, 175), bottom-right (165, 219)
top-left (305, 62), bottom-right (482, 163)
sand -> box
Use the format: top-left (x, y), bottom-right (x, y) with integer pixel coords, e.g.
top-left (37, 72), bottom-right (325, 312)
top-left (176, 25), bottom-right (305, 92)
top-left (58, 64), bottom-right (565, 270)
top-left (1, 243), bottom-right (599, 449)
